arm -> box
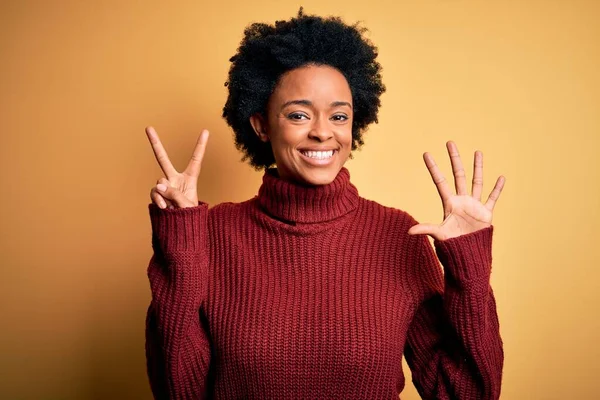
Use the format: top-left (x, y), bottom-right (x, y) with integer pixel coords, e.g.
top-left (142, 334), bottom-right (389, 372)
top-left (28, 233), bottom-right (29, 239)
top-left (404, 226), bottom-right (503, 400)
top-left (145, 202), bottom-right (212, 399)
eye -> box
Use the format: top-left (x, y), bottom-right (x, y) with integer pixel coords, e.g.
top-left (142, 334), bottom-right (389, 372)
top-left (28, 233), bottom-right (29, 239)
top-left (288, 112), bottom-right (309, 120)
top-left (331, 114), bottom-right (349, 122)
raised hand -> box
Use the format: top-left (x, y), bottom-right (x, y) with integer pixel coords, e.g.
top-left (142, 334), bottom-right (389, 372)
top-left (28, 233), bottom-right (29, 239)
top-left (407, 141), bottom-right (505, 241)
top-left (146, 126), bottom-right (209, 209)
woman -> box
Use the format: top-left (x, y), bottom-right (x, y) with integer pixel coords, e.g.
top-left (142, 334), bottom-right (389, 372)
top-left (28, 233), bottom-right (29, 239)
top-left (144, 9), bottom-right (506, 400)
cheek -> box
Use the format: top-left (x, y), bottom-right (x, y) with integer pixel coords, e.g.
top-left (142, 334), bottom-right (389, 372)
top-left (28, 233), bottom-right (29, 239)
top-left (274, 124), bottom-right (307, 147)
top-left (339, 125), bottom-right (353, 147)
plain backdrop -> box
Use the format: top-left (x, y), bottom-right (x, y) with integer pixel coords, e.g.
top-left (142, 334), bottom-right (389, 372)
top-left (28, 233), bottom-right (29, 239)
top-left (1, 0), bottom-right (599, 399)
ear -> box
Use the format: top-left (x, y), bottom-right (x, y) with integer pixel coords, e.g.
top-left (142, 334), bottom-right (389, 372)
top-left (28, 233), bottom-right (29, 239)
top-left (249, 113), bottom-right (269, 143)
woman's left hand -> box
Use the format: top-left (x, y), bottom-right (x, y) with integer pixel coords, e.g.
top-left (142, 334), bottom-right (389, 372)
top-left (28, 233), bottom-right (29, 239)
top-left (408, 141), bottom-right (506, 241)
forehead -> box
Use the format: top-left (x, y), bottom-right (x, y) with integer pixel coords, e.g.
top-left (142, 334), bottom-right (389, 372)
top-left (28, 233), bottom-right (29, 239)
top-left (271, 64), bottom-right (352, 104)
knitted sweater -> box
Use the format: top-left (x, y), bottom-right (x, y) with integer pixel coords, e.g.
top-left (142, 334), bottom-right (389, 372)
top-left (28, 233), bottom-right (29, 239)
top-left (145, 167), bottom-right (504, 399)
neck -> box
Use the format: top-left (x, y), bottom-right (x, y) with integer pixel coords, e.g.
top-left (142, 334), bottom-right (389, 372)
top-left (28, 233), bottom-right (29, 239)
top-left (257, 167), bottom-right (360, 224)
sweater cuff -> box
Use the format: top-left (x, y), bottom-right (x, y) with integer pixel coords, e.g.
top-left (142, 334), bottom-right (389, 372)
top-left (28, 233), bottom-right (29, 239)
top-left (148, 201), bottom-right (209, 254)
top-left (433, 225), bottom-right (494, 284)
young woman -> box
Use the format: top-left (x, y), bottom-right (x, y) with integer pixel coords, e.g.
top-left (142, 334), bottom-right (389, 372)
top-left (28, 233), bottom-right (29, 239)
top-left (144, 9), bottom-right (506, 400)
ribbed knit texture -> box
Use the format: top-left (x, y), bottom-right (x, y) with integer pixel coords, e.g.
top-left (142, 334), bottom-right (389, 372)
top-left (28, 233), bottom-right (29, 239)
top-left (145, 167), bottom-right (504, 399)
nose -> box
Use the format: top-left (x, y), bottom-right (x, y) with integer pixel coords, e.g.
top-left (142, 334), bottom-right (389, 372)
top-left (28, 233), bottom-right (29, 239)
top-left (308, 116), bottom-right (333, 142)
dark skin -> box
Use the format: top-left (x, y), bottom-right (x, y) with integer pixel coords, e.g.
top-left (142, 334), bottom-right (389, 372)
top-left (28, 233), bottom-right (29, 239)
top-left (249, 64), bottom-right (354, 186)
top-left (407, 145), bottom-right (506, 240)
top-left (145, 126), bottom-right (208, 209)
top-left (145, 66), bottom-right (506, 241)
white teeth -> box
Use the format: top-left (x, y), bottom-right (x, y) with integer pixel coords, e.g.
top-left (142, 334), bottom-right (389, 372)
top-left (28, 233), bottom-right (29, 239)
top-left (301, 150), bottom-right (334, 159)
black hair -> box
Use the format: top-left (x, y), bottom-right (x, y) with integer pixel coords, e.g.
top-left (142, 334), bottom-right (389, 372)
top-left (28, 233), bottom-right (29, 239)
top-left (222, 7), bottom-right (386, 169)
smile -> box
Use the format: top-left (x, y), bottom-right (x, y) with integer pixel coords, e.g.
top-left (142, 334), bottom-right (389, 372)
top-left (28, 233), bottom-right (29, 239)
top-left (298, 149), bottom-right (338, 166)
top-left (299, 150), bottom-right (335, 159)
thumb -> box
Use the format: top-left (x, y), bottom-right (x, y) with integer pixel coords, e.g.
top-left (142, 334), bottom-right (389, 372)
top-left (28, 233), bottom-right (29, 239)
top-left (407, 223), bottom-right (441, 237)
top-left (156, 183), bottom-right (195, 208)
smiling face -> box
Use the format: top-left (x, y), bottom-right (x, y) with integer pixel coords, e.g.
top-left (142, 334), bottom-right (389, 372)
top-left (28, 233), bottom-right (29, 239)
top-left (250, 64), bottom-right (354, 185)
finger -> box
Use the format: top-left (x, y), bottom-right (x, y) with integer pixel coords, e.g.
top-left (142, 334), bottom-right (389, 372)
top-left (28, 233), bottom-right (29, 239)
top-left (446, 141), bottom-right (468, 196)
top-left (472, 150), bottom-right (484, 201)
top-left (155, 182), bottom-right (195, 208)
top-left (156, 178), bottom-right (176, 205)
top-left (150, 187), bottom-right (171, 209)
top-left (184, 129), bottom-right (209, 178)
top-left (145, 126), bottom-right (178, 179)
top-left (484, 175), bottom-right (506, 211)
top-left (408, 223), bottom-right (443, 238)
top-left (423, 152), bottom-right (453, 204)
top-left (156, 178), bottom-right (175, 208)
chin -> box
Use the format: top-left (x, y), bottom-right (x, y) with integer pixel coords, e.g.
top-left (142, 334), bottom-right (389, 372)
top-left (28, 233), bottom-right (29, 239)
top-left (296, 166), bottom-right (342, 186)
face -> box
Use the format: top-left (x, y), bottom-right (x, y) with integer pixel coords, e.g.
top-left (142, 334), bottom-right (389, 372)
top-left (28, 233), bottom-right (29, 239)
top-left (250, 64), bottom-right (353, 185)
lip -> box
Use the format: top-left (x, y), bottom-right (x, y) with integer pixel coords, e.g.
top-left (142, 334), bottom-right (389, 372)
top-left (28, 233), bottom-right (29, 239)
top-left (298, 147), bottom-right (339, 151)
top-left (298, 149), bottom-right (337, 166)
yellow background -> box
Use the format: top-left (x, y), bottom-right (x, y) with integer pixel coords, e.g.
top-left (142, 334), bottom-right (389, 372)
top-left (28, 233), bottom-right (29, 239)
top-left (1, 0), bottom-right (599, 399)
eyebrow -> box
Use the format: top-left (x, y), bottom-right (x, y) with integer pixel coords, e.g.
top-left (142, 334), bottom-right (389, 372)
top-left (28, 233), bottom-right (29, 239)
top-left (280, 99), bottom-right (353, 111)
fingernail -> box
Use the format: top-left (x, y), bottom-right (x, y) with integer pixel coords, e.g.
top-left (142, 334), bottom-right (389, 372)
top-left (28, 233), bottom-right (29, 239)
top-left (157, 184), bottom-right (167, 192)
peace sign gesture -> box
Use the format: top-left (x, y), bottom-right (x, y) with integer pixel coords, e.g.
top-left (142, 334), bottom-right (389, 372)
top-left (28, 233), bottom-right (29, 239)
top-left (146, 126), bottom-right (209, 209)
top-left (408, 141), bottom-right (506, 241)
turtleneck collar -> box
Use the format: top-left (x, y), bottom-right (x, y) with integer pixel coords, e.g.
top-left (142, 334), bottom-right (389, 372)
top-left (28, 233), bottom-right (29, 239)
top-left (256, 167), bottom-right (360, 224)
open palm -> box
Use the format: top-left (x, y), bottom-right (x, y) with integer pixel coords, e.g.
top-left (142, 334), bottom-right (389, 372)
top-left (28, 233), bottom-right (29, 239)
top-left (408, 141), bottom-right (506, 241)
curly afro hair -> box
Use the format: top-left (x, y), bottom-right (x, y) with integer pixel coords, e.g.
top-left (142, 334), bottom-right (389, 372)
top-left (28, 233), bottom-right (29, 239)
top-left (222, 7), bottom-right (386, 169)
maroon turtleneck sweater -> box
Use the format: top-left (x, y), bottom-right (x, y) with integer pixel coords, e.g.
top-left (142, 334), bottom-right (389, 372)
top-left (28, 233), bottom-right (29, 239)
top-left (145, 167), bottom-right (503, 399)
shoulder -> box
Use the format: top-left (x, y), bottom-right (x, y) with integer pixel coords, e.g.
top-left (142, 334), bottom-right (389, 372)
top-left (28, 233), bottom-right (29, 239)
top-left (357, 196), bottom-right (420, 234)
top-left (206, 197), bottom-right (259, 230)
top-left (207, 197), bottom-right (255, 218)
top-left (356, 196), bottom-right (429, 262)
top-left (361, 200), bottom-right (440, 282)
top-left (356, 197), bottom-right (436, 293)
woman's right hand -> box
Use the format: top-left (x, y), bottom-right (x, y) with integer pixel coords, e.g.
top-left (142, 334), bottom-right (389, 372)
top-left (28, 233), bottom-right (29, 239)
top-left (145, 126), bottom-right (209, 209)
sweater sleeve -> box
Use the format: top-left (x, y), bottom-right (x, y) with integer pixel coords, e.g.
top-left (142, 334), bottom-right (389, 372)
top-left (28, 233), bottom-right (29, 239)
top-left (145, 202), bottom-right (212, 400)
top-left (404, 225), bottom-right (504, 400)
